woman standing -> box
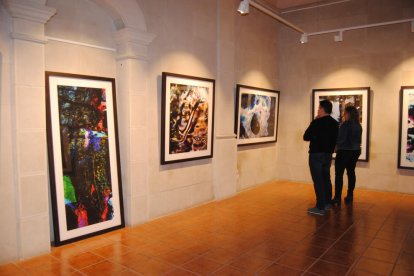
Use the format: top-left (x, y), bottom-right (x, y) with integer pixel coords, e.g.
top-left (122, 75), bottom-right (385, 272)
top-left (332, 106), bottom-right (362, 205)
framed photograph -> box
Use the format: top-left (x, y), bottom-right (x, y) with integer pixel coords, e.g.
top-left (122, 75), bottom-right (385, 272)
top-left (46, 72), bottom-right (124, 246)
top-left (235, 85), bottom-right (280, 146)
top-left (312, 87), bottom-right (371, 162)
top-left (398, 86), bottom-right (414, 170)
top-left (161, 72), bottom-right (215, 164)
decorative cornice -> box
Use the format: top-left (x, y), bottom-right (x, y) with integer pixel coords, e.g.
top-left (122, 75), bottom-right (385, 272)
top-left (11, 32), bottom-right (48, 44)
top-left (115, 27), bottom-right (156, 60)
top-left (115, 27), bottom-right (156, 47)
top-left (4, 0), bottom-right (56, 24)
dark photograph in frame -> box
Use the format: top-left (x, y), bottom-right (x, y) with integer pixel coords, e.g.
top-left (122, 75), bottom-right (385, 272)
top-left (398, 86), bottom-right (414, 170)
top-left (312, 87), bottom-right (371, 162)
top-left (161, 72), bottom-right (215, 165)
top-left (46, 72), bottom-right (124, 246)
top-left (235, 85), bottom-right (280, 146)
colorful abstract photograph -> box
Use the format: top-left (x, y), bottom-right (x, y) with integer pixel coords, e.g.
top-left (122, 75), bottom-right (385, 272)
top-left (58, 85), bottom-right (114, 230)
top-left (168, 83), bottom-right (210, 154)
top-left (406, 92), bottom-right (414, 163)
top-left (239, 94), bottom-right (276, 139)
top-left (236, 85), bottom-right (280, 146)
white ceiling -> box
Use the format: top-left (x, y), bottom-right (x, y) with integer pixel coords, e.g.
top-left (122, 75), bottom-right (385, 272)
top-left (262, 0), bottom-right (342, 10)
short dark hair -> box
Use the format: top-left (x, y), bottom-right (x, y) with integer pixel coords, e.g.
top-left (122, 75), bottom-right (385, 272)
top-left (345, 105), bottom-right (360, 123)
top-left (319, 100), bottom-right (332, 114)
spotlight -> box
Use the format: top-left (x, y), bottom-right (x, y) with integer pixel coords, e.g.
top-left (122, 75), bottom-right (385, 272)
top-left (300, 33), bottom-right (308, 44)
top-left (334, 31), bottom-right (343, 42)
top-left (238, 0), bottom-right (250, 15)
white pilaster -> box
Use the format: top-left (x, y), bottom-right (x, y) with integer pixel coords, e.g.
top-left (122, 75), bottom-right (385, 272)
top-left (115, 27), bottom-right (155, 226)
top-left (5, 0), bottom-right (56, 259)
top-left (213, 0), bottom-right (238, 199)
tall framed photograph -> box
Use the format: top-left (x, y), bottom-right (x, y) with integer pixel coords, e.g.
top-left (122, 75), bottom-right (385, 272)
top-left (46, 72), bottom-right (124, 246)
top-left (161, 72), bottom-right (215, 164)
top-left (235, 85), bottom-right (280, 146)
top-left (312, 87), bottom-right (371, 162)
top-left (398, 86), bottom-right (414, 170)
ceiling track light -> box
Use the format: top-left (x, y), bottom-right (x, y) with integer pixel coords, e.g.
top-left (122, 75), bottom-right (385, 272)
top-left (300, 34), bottom-right (308, 44)
top-left (238, 0), bottom-right (250, 15)
top-left (300, 18), bottom-right (413, 44)
top-left (237, 0), bottom-right (305, 34)
top-left (334, 31), bottom-right (343, 42)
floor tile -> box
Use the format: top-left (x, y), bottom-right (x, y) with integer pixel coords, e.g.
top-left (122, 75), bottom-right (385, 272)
top-left (370, 238), bottom-right (403, 252)
top-left (363, 247), bottom-right (399, 263)
top-left (17, 255), bottom-right (60, 270)
top-left (276, 253), bottom-right (317, 271)
top-left (392, 265), bottom-right (414, 276)
top-left (108, 250), bottom-right (151, 269)
top-left (321, 248), bottom-right (359, 266)
top-left (230, 253), bottom-right (273, 273)
top-left (156, 248), bottom-right (198, 266)
top-left (291, 244), bottom-right (328, 258)
top-left (259, 263), bottom-right (303, 276)
top-left (395, 253), bottom-right (414, 271)
top-left (92, 243), bottom-right (134, 258)
top-left (203, 247), bottom-right (241, 264)
top-left (355, 257), bottom-right (394, 275)
top-left (210, 265), bottom-right (245, 276)
top-left (80, 260), bottom-right (126, 276)
top-left (0, 263), bottom-right (25, 275)
top-left (164, 267), bottom-right (198, 276)
top-left (64, 251), bottom-right (105, 270)
top-left (182, 256), bottom-right (223, 275)
top-left (308, 259), bottom-right (350, 276)
top-left (128, 258), bottom-right (176, 275)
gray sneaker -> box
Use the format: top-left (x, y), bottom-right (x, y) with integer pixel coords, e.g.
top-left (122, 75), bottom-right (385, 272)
top-left (307, 207), bottom-right (326, 216)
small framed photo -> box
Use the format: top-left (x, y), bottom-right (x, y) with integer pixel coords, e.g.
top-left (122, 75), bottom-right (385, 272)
top-left (46, 72), bottom-right (124, 246)
top-left (161, 72), bottom-right (215, 164)
top-left (235, 85), bottom-right (280, 146)
top-left (312, 87), bottom-right (371, 162)
top-left (398, 86), bottom-right (414, 170)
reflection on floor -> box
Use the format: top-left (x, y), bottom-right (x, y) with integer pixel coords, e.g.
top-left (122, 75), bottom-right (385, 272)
top-left (1, 181), bottom-right (414, 275)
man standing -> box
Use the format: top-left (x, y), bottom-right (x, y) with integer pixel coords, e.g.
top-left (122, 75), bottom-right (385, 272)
top-left (304, 100), bottom-right (338, 215)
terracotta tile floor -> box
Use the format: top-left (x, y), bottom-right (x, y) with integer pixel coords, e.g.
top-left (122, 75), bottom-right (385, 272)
top-left (1, 181), bottom-right (414, 275)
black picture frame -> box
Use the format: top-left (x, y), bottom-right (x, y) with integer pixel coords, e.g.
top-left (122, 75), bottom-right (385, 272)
top-left (161, 72), bottom-right (215, 165)
top-left (312, 87), bottom-right (371, 162)
top-left (235, 84), bottom-right (280, 146)
top-left (46, 72), bottom-right (124, 246)
top-left (398, 86), bottom-right (414, 170)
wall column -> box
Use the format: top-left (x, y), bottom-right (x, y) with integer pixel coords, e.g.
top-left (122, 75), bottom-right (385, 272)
top-left (4, 0), bottom-right (56, 259)
top-left (213, 0), bottom-right (238, 199)
top-left (115, 27), bottom-right (155, 226)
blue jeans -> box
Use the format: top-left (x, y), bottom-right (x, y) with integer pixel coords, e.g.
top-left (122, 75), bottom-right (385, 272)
top-left (309, 153), bottom-right (333, 210)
